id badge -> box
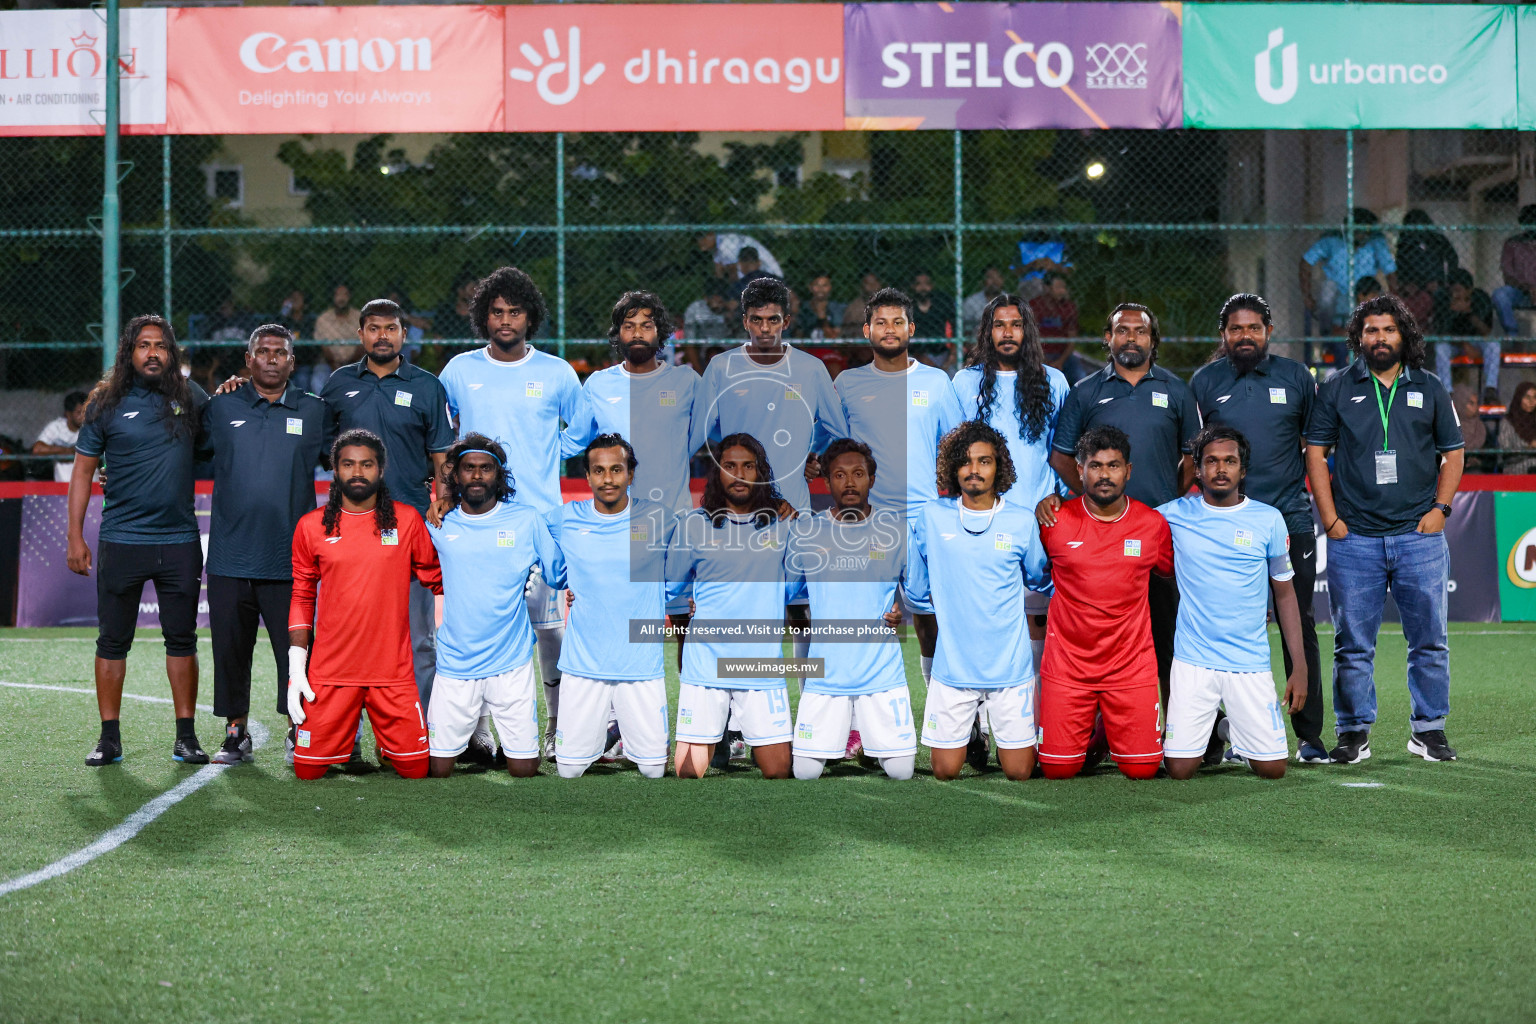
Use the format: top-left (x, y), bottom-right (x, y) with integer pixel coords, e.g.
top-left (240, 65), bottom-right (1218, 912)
top-left (1375, 450), bottom-right (1398, 485)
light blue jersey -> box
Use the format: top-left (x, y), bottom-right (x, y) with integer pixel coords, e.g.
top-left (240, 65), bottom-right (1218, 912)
top-left (952, 364), bottom-right (1070, 504)
top-left (906, 497), bottom-right (1052, 689)
top-left (835, 359), bottom-right (964, 519)
top-left (440, 346), bottom-right (582, 513)
top-left (698, 344), bottom-right (847, 512)
top-left (559, 363), bottom-right (706, 515)
top-left (429, 500), bottom-right (564, 681)
top-left (1156, 495), bottom-right (1294, 674)
top-left (785, 509), bottom-right (909, 696)
top-left (665, 508), bottom-right (794, 690)
top-left (547, 498), bottom-right (682, 682)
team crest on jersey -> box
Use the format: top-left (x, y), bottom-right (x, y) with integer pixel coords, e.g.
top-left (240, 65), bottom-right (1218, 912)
top-left (497, 530), bottom-right (515, 548)
top-left (296, 729), bottom-right (311, 747)
top-left (1151, 392), bottom-right (1168, 408)
top-left (753, 533), bottom-right (781, 550)
top-left (287, 417), bottom-right (303, 435)
top-left (1407, 391), bottom-right (1424, 408)
top-left (911, 389), bottom-right (929, 408)
top-left (659, 390), bottom-right (677, 407)
top-left (994, 532), bottom-right (1012, 552)
top-left (868, 545), bottom-right (887, 560)
top-left (394, 390), bottom-right (412, 408)
top-left (786, 384), bottom-right (803, 401)
top-left (526, 381), bottom-right (544, 398)
top-left (380, 529), bottom-right (399, 546)
top-left (679, 709), bottom-right (693, 726)
top-left (170, 401), bottom-right (183, 416)
top-left (630, 527), bottom-right (649, 542)
top-left (1234, 529), bottom-right (1254, 548)
top-left (1269, 388), bottom-right (1287, 404)
top-left (1124, 539), bottom-right (1141, 557)
top-left (798, 721), bottom-right (814, 740)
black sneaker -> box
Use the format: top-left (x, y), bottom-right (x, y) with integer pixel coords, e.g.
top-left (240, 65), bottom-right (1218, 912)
top-left (1202, 710), bottom-right (1228, 767)
top-left (211, 731), bottom-right (253, 765)
top-left (1407, 730), bottom-right (1457, 762)
top-left (1329, 730), bottom-right (1371, 764)
top-left (965, 717), bottom-right (989, 772)
top-left (86, 737), bottom-right (123, 766)
top-left (173, 736), bottom-right (209, 764)
top-left (339, 738), bottom-right (379, 775)
top-left (457, 736), bottom-right (501, 769)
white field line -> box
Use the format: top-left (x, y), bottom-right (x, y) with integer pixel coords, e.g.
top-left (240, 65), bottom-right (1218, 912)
top-left (0, 682), bottom-right (268, 897)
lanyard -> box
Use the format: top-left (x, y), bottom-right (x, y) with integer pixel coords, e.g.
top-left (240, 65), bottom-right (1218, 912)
top-left (1371, 371), bottom-right (1400, 451)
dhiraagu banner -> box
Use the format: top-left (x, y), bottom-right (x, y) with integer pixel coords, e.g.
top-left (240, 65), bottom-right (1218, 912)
top-left (1519, 5), bottom-right (1536, 130)
top-left (1182, 3), bottom-right (1517, 129)
top-left (1496, 492), bottom-right (1536, 622)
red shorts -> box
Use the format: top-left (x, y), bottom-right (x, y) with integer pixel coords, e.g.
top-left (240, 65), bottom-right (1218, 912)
top-left (1038, 678), bottom-right (1163, 768)
top-left (293, 682), bottom-right (429, 771)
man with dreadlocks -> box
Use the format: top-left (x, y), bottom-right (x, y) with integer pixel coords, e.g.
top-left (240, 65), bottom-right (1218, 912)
top-left (68, 314), bottom-right (210, 766)
top-left (425, 433), bottom-right (562, 779)
top-left (287, 429), bottom-right (441, 780)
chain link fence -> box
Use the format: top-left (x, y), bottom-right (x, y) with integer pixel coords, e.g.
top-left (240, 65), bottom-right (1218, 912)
top-left (2, 126), bottom-right (1534, 474)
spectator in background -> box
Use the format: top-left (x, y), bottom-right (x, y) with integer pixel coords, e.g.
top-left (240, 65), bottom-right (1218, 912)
top-left (1493, 205), bottom-right (1536, 381)
top-left (684, 279), bottom-right (733, 341)
top-left (1398, 278), bottom-right (1435, 331)
top-left (432, 273), bottom-right (479, 342)
top-left (1497, 381), bottom-right (1536, 474)
top-left (910, 271), bottom-right (953, 339)
top-left (1452, 384), bottom-right (1493, 473)
top-left (311, 283), bottom-right (362, 391)
top-left (1396, 209), bottom-right (1458, 296)
top-left (792, 272), bottom-right (845, 339)
top-left (840, 271), bottom-right (883, 335)
top-left (1433, 269), bottom-right (1496, 401)
top-left (32, 390), bottom-right (88, 483)
top-left (698, 231), bottom-right (783, 281)
top-left (277, 289), bottom-right (314, 340)
top-left (208, 297), bottom-right (248, 344)
top-left (1029, 271), bottom-right (1084, 384)
top-left (1014, 236), bottom-right (1071, 302)
top-left (728, 246), bottom-right (779, 305)
top-left (1355, 277), bottom-right (1384, 305)
top-left (962, 266), bottom-right (1007, 333)
top-left (1301, 208), bottom-right (1398, 343)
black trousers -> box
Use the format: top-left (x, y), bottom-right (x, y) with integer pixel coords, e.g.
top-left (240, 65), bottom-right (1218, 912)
top-left (1148, 573), bottom-right (1179, 702)
top-left (208, 574), bottom-right (292, 720)
top-left (96, 540), bottom-right (202, 660)
top-left (1281, 532), bottom-right (1325, 745)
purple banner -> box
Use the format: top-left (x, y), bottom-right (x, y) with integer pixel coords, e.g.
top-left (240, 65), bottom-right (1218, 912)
top-left (843, 2), bottom-right (1182, 130)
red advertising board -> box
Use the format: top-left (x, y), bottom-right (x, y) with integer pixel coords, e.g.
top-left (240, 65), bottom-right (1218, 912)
top-left (503, 4), bottom-right (844, 131)
top-left (165, 5), bottom-right (503, 135)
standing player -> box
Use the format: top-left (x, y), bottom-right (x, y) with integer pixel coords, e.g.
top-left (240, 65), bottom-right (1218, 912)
top-left (425, 434), bottom-right (562, 779)
top-left (787, 439), bottom-right (915, 781)
top-left (1036, 426), bottom-right (1173, 781)
top-left (67, 315), bottom-right (209, 766)
top-left (201, 324), bottom-right (326, 764)
top-left (547, 435), bottom-right (680, 779)
top-left (666, 433), bottom-right (795, 780)
top-left (1189, 294), bottom-right (1327, 763)
top-left (287, 430), bottom-right (440, 780)
top-left (1159, 425), bottom-right (1308, 780)
top-left (439, 267), bottom-right (580, 760)
top-left (906, 421), bottom-right (1052, 782)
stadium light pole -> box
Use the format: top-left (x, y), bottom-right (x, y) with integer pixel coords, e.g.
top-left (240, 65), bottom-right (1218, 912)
top-left (101, 0), bottom-right (122, 371)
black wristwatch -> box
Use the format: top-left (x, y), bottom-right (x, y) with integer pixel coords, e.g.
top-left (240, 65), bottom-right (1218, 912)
top-left (1433, 502), bottom-right (1453, 519)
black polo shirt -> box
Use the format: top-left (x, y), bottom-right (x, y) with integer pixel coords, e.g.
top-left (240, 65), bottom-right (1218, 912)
top-left (320, 358), bottom-right (454, 515)
top-left (1189, 352), bottom-right (1316, 536)
top-left (75, 382), bottom-right (207, 544)
top-left (201, 383), bottom-right (328, 580)
top-left (1053, 362), bottom-right (1200, 509)
top-left (1306, 360), bottom-right (1463, 537)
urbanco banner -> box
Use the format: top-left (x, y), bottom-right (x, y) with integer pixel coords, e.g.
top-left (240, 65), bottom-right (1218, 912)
top-left (0, 9), bottom-right (167, 136)
top-left (166, 5), bottom-right (504, 134)
top-left (842, 2), bottom-right (1182, 130)
top-left (1183, 3), bottom-right (1517, 129)
top-left (503, 5), bottom-right (844, 132)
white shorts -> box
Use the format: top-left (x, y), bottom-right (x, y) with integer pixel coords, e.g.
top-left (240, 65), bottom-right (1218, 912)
top-left (676, 683), bottom-right (793, 747)
top-left (527, 573), bottom-right (566, 630)
top-left (427, 659), bottom-right (539, 759)
top-left (921, 679), bottom-right (1037, 750)
top-left (555, 674), bottom-right (669, 767)
top-left (1165, 657), bottom-right (1289, 762)
top-left (793, 686), bottom-right (917, 759)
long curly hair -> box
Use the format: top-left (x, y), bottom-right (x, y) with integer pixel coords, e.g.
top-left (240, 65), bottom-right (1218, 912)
top-left (322, 429), bottom-right (397, 537)
top-left (442, 432), bottom-right (515, 510)
top-left (701, 432), bottom-right (782, 528)
top-left (84, 314), bottom-right (196, 439)
top-left (1347, 293), bottom-right (1426, 370)
top-left (966, 293), bottom-right (1055, 444)
top-left (471, 266), bottom-right (547, 341)
top-left (936, 420), bottom-right (1017, 498)
top-left (608, 291), bottom-right (675, 362)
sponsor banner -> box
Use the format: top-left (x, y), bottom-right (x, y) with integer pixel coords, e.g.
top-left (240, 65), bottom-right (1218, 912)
top-left (842, 2), bottom-right (1181, 130)
top-left (1183, 3), bottom-right (1517, 129)
top-left (0, 9), bottom-right (167, 136)
top-left (503, 5), bottom-right (843, 131)
top-left (1520, 6), bottom-right (1536, 131)
top-left (166, 5), bottom-right (503, 134)
top-left (1495, 492), bottom-right (1536, 621)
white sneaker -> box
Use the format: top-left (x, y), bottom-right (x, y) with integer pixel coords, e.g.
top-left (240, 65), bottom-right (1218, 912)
top-left (542, 722), bottom-right (558, 762)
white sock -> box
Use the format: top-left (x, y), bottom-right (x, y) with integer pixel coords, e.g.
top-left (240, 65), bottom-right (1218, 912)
top-left (637, 762), bottom-right (664, 779)
top-left (793, 755), bottom-right (826, 780)
top-left (880, 755), bottom-right (915, 781)
top-left (557, 761), bottom-right (586, 779)
top-left (536, 624), bottom-right (564, 721)
top-left (1030, 637), bottom-right (1045, 678)
top-left (472, 715), bottom-right (494, 748)
top-left (920, 656), bottom-right (933, 686)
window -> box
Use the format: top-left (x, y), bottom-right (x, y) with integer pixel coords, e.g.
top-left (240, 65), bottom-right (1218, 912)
top-left (202, 164), bottom-right (244, 209)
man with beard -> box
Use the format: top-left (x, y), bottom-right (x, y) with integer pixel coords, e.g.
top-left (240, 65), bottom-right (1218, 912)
top-left (288, 430), bottom-right (440, 780)
top-left (1189, 294), bottom-right (1326, 763)
top-left (1306, 295), bottom-right (1464, 764)
top-left (425, 434), bottom-right (562, 780)
top-left (68, 315), bottom-right (210, 766)
top-left (439, 267), bottom-right (579, 761)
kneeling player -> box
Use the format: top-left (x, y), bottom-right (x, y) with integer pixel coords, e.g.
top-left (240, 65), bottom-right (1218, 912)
top-left (426, 433), bottom-right (563, 779)
top-left (907, 421), bottom-right (1051, 781)
top-left (1036, 427), bottom-right (1171, 780)
top-left (288, 430), bottom-right (440, 780)
top-left (547, 435), bottom-right (679, 779)
top-left (1158, 426), bottom-right (1307, 780)
top-left (788, 439), bottom-right (914, 780)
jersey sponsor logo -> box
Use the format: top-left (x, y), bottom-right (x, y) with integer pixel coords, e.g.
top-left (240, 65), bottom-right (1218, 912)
top-left (1269, 387), bottom-right (1287, 404)
top-left (1124, 539), bottom-right (1141, 557)
top-left (1097, 397), bottom-right (1114, 405)
top-left (678, 708), bottom-right (693, 726)
top-left (442, 533), bottom-right (460, 542)
top-left (860, 394), bottom-right (876, 403)
top-left (287, 417), bottom-right (303, 434)
top-left (230, 419), bottom-right (246, 427)
top-left (1407, 391), bottom-right (1424, 408)
top-left (733, 387), bottom-right (750, 397)
top-left (1351, 395), bottom-right (1366, 403)
top-left (324, 536), bottom-right (343, 544)
top-left (468, 382), bottom-right (484, 391)
top-left (940, 532), bottom-right (957, 541)
top-left (606, 395), bottom-right (623, 405)
top-left (394, 390), bottom-right (413, 408)
top-left (497, 530), bottom-right (515, 548)
top-left (1216, 395), bottom-right (1231, 404)
top-left (1151, 391), bottom-right (1169, 408)
top-left (345, 390), bottom-right (360, 398)
top-left (122, 411), bottom-right (140, 419)
top-left (296, 729), bottom-right (311, 747)
top-left (526, 381), bottom-right (544, 398)
top-left (578, 528), bottom-right (592, 535)
top-left (797, 721), bottom-right (813, 740)
top-left (911, 389), bottom-right (929, 407)
top-left (1234, 528), bottom-right (1254, 548)
top-left (1067, 540), bottom-right (1084, 548)
top-left (659, 390), bottom-right (677, 407)
top-left (380, 529), bottom-right (399, 546)
top-left (994, 531), bottom-right (1012, 551)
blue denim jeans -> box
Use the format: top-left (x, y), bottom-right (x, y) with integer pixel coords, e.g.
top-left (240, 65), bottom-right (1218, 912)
top-left (1434, 340), bottom-right (1502, 393)
top-left (1328, 529), bottom-right (1450, 735)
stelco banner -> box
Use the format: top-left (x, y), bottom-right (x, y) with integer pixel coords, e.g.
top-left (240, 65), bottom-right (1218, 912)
top-left (0, 9), bottom-right (167, 136)
top-left (1183, 2), bottom-right (1518, 129)
top-left (843, 2), bottom-right (1182, 129)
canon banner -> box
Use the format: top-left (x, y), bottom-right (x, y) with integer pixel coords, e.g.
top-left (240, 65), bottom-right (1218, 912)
top-left (165, 5), bottom-right (504, 134)
top-left (842, 2), bottom-right (1181, 130)
top-left (0, 9), bottom-right (166, 136)
top-left (503, 5), bottom-right (843, 132)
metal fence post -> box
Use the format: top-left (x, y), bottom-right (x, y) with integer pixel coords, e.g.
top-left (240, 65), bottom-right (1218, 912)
top-left (100, 0), bottom-right (121, 370)
top-left (556, 131), bottom-right (567, 357)
top-left (952, 129), bottom-right (964, 363)
top-left (162, 135), bottom-right (172, 321)
top-left (1344, 128), bottom-right (1355, 316)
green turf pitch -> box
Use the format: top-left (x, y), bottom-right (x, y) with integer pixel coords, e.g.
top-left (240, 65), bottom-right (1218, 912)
top-left (0, 626), bottom-right (1533, 1024)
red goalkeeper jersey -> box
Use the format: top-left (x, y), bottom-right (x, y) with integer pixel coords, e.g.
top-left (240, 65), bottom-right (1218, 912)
top-left (289, 503), bottom-right (441, 687)
top-left (1039, 496), bottom-right (1173, 688)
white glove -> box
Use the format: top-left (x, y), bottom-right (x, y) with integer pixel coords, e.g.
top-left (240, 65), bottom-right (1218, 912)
top-left (524, 562), bottom-right (543, 600)
top-left (287, 645), bottom-right (315, 724)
